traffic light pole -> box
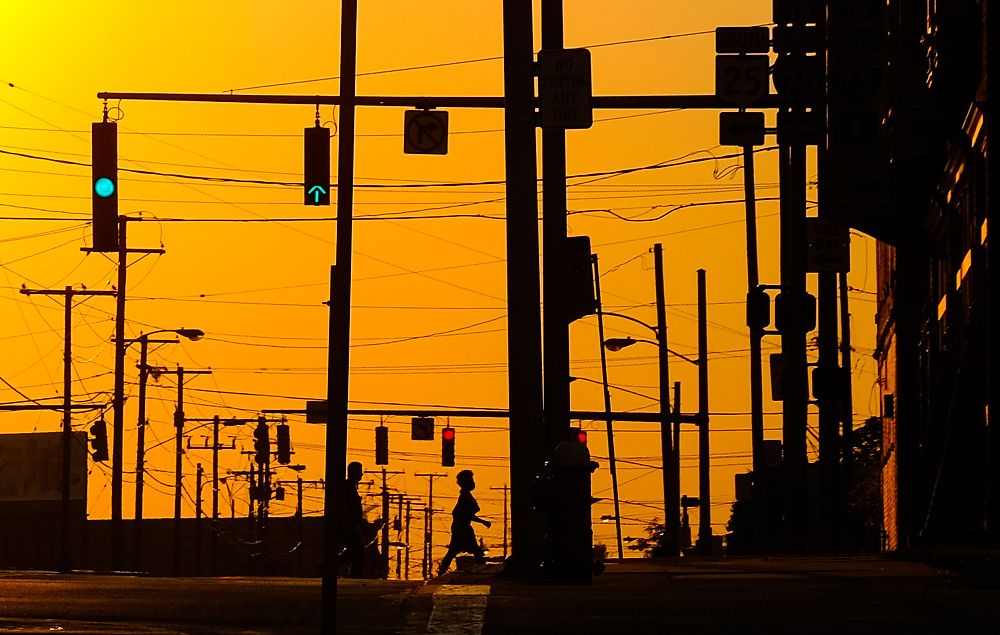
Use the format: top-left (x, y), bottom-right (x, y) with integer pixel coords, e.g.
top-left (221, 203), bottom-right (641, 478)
top-left (20, 285), bottom-right (115, 573)
top-left (502, 0), bottom-right (547, 576)
top-left (323, 1), bottom-right (357, 630)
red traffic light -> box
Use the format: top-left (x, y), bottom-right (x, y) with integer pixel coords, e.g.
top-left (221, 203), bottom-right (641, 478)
top-left (577, 430), bottom-right (587, 444)
top-left (442, 427), bottom-right (455, 441)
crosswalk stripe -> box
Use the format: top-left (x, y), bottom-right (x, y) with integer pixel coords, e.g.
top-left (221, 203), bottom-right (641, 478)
top-left (425, 585), bottom-right (491, 635)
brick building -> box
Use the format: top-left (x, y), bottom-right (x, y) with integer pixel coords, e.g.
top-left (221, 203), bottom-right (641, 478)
top-left (872, 1), bottom-right (996, 550)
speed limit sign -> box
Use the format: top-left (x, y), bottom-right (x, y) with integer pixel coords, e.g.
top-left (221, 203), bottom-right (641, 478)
top-left (715, 55), bottom-right (769, 107)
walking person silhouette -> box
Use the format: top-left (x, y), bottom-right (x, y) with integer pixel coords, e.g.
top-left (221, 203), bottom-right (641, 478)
top-left (438, 470), bottom-right (491, 575)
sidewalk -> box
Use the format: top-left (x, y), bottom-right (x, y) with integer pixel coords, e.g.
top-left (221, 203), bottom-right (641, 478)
top-left (418, 555), bottom-right (1000, 634)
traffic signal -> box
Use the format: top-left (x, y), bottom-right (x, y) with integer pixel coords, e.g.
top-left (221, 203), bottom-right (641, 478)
top-left (303, 126), bottom-right (331, 206)
top-left (746, 287), bottom-right (771, 330)
top-left (441, 426), bottom-right (455, 467)
top-left (375, 425), bottom-right (389, 465)
top-left (90, 418), bottom-right (109, 462)
top-left (276, 423), bottom-right (291, 464)
top-left (253, 420), bottom-right (270, 465)
top-left (576, 429), bottom-right (587, 445)
top-left (91, 121), bottom-right (118, 252)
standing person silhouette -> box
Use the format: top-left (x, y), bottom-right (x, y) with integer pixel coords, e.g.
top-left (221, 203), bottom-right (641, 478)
top-left (438, 469), bottom-right (491, 575)
top-left (338, 461), bottom-right (367, 578)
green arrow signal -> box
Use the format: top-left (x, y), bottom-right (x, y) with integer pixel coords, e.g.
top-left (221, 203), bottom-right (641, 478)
top-left (308, 184), bottom-right (327, 204)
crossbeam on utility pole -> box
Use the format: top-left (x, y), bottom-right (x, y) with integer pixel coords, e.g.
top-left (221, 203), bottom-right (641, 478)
top-left (151, 365), bottom-right (212, 576)
top-left (414, 473), bottom-right (446, 578)
top-left (20, 285), bottom-right (115, 573)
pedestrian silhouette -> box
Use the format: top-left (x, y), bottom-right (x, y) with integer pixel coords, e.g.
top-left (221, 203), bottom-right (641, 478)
top-left (338, 461), bottom-right (367, 578)
top-left (438, 470), bottom-right (491, 575)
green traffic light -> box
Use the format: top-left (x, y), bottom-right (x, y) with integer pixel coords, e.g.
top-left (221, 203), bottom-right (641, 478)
top-left (94, 177), bottom-right (115, 198)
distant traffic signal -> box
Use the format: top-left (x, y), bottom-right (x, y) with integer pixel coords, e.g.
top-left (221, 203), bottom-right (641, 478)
top-left (253, 419), bottom-right (270, 465)
top-left (441, 426), bottom-right (455, 467)
top-left (303, 126), bottom-right (330, 206)
top-left (91, 121), bottom-right (118, 252)
top-left (575, 429), bottom-right (587, 444)
top-left (90, 418), bottom-right (109, 462)
top-left (276, 423), bottom-right (291, 465)
top-left (375, 425), bottom-right (389, 465)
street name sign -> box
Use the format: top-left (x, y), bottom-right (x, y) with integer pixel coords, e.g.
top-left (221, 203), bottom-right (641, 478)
top-left (806, 218), bottom-right (851, 272)
top-left (715, 55), bottom-right (769, 107)
top-left (720, 112), bottom-right (765, 146)
top-left (772, 24), bottom-right (824, 53)
top-left (538, 48), bottom-right (593, 129)
top-left (404, 110), bottom-right (449, 154)
top-left (715, 26), bottom-right (770, 54)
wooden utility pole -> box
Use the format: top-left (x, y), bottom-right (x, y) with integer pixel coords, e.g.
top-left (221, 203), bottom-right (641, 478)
top-left (187, 415), bottom-right (244, 575)
top-left (20, 285), bottom-right (115, 572)
top-left (592, 254), bottom-right (624, 560)
top-left (697, 270), bottom-right (712, 555)
top-left (150, 365), bottom-right (211, 575)
top-left (380, 468), bottom-right (404, 576)
top-left (490, 484), bottom-right (510, 559)
top-left (415, 473), bottom-right (445, 577)
top-left (105, 217), bottom-right (164, 572)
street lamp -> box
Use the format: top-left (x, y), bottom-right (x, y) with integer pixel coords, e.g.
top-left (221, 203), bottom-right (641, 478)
top-left (600, 310), bottom-right (689, 559)
top-left (124, 327), bottom-right (204, 572)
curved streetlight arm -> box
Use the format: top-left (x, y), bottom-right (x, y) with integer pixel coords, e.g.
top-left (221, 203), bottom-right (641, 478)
top-left (600, 311), bottom-right (658, 336)
top-left (604, 336), bottom-right (700, 366)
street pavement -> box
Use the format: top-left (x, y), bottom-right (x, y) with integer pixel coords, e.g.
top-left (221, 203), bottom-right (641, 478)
top-left (0, 555), bottom-right (997, 633)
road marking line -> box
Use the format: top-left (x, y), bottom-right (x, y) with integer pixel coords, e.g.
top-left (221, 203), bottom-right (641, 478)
top-left (426, 585), bottom-right (490, 635)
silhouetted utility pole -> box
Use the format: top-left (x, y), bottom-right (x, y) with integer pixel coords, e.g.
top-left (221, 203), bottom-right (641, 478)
top-left (324, 1), bottom-right (356, 629)
top-left (697, 270), bottom-right (712, 555)
top-left (187, 415), bottom-right (243, 576)
top-left (105, 217), bottom-right (164, 572)
top-left (541, 0), bottom-right (571, 462)
top-left (415, 473), bottom-right (445, 578)
top-left (380, 468), bottom-right (404, 576)
top-left (653, 244), bottom-right (678, 555)
top-left (20, 285), bottom-right (115, 573)
top-left (195, 463), bottom-right (204, 575)
top-left (152, 365), bottom-right (211, 576)
top-left (490, 484), bottom-right (510, 559)
top-left (502, 0), bottom-right (547, 574)
top-left (742, 141), bottom-right (767, 500)
top-left (839, 272), bottom-right (854, 484)
top-left (404, 497), bottom-right (412, 579)
top-left (593, 254), bottom-right (624, 560)
top-left (125, 328), bottom-right (203, 572)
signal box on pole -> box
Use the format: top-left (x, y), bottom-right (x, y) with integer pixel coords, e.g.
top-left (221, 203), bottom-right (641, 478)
top-left (91, 121), bottom-right (118, 252)
top-left (303, 126), bottom-right (331, 206)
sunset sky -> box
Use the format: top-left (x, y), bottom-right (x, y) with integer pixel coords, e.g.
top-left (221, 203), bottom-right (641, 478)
top-left (0, 1), bottom-right (879, 568)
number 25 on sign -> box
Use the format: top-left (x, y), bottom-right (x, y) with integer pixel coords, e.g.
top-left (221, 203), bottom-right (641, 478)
top-left (715, 55), bottom-right (769, 107)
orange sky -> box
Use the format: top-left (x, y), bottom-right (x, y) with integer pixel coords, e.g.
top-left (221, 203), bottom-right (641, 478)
top-left (0, 1), bottom-right (879, 565)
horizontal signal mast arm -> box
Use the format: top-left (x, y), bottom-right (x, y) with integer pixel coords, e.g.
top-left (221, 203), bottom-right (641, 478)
top-left (98, 92), bottom-right (789, 110)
